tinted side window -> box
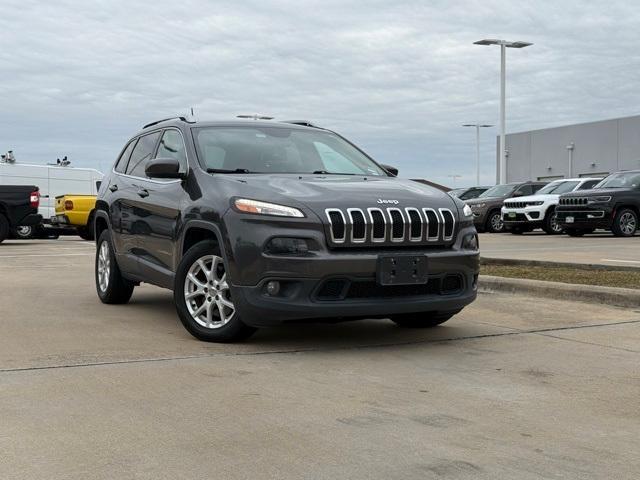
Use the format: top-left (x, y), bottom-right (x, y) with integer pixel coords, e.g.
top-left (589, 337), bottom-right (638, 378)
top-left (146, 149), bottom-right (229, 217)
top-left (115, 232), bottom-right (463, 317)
top-left (579, 180), bottom-right (600, 190)
top-left (156, 130), bottom-right (187, 171)
top-left (126, 132), bottom-right (161, 177)
top-left (515, 185), bottom-right (533, 196)
top-left (531, 184), bottom-right (545, 193)
top-left (115, 140), bottom-right (136, 173)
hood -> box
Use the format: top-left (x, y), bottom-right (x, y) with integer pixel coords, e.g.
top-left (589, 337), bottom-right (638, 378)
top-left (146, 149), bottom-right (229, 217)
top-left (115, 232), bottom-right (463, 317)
top-left (465, 196), bottom-right (504, 205)
top-left (562, 187), bottom-right (634, 197)
top-left (215, 174), bottom-right (458, 214)
top-left (504, 193), bottom-right (558, 203)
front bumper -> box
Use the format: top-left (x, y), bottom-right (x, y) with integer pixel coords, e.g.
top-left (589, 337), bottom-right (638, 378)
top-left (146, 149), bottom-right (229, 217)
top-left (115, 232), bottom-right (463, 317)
top-left (556, 206), bottom-right (613, 229)
top-left (501, 207), bottom-right (544, 229)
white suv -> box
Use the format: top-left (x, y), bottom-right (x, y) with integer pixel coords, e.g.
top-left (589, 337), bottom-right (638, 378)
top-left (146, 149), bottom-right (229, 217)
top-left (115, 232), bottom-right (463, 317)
top-left (501, 178), bottom-right (602, 234)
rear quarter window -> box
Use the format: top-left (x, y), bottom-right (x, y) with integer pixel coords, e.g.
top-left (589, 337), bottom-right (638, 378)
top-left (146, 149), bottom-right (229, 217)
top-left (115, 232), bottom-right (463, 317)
top-left (115, 140), bottom-right (136, 173)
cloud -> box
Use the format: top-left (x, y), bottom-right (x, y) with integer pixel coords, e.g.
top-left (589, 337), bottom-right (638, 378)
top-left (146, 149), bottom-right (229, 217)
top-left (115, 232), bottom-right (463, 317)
top-left (1, 0), bottom-right (639, 186)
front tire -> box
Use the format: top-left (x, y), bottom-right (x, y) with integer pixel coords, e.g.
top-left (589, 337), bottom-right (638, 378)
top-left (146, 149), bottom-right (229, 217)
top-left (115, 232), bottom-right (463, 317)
top-left (0, 214), bottom-right (9, 243)
top-left (543, 209), bottom-right (563, 235)
top-left (611, 208), bottom-right (637, 237)
top-left (174, 240), bottom-right (256, 343)
top-left (95, 230), bottom-right (134, 304)
top-left (390, 311), bottom-right (459, 328)
top-left (485, 211), bottom-right (504, 233)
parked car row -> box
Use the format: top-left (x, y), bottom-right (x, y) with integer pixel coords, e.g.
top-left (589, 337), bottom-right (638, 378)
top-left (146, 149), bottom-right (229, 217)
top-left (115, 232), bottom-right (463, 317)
top-left (0, 157), bottom-right (102, 239)
top-left (462, 171), bottom-right (640, 237)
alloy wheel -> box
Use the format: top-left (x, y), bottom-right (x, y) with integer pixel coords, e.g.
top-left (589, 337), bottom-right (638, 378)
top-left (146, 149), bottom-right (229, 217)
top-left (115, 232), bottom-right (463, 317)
top-left (97, 241), bottom-right (111, 292)
top-left (620, 212), bottom-right (637, 235)
top-left (183, 254), bottom-right (235, 329)
top-left (491, 213), bottom-right (503, 232)
top-left (550, 212), bottom-right (562, 233)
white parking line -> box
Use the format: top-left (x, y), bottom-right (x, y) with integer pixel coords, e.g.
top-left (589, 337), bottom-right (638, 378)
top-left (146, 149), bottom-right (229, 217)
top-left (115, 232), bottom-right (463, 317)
top-left (601, 259), bottom-right (640, 265)
top-left (0, 253), bottom-right (93, 259)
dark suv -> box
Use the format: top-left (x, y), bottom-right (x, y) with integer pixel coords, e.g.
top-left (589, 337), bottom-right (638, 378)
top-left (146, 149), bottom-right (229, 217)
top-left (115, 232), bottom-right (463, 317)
top-left (464, 181), bottom-right (547, 233)
top-left (94, 118), bottom-right (480, 342)
top-left (556, 170), bottom-right (639, 237)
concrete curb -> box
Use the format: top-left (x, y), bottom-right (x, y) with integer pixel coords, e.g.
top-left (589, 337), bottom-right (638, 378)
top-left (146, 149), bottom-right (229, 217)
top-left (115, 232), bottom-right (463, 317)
top-left (479, 275), bottom-right (640, 309)
top-left (481, 257), bottom-right (640, 272)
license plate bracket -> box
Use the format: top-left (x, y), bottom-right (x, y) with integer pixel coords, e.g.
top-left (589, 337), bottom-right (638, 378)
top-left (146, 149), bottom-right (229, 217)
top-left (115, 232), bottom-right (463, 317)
top-left (566, 216), bottom-right (575, 224)
top-left (377, 255), bottom-right (428, 286)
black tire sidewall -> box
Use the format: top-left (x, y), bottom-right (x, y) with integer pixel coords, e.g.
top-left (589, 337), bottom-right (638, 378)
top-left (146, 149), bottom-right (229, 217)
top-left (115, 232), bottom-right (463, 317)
top-left (174, 240), bottom-right (255, 343)
top-left (0, 214), bottom-right (9, 243)
top-left (612, 208), bottom-right (637, 237)
top-left (95, 230), bottom-right (134, 303)
top-left (486, 211), bottom-right (503, 233)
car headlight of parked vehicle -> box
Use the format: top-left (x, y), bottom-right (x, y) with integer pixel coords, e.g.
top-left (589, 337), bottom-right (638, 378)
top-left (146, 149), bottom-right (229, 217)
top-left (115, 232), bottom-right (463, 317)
top-left (472, 203), bottom-right (486, 209)
top-left (462, 204), bottom-right (473, 218)
top-left (587, 196), bottom-right (612, 204)
top-left (528, 201), bottom-right (544, 206)
top-left (234, 198), bottom-right (305, 218)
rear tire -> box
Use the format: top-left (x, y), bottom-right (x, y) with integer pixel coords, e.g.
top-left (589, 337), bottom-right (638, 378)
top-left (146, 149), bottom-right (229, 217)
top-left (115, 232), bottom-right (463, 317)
top-left (485, 211), bottom-right (504, 233)
top-left (95, 230), bottom-right (134, 304)
top-left (390, 311), bottom-right (459, 328)
top-left (174, 240), bottom-right (256, 343)
top-left (0, 214), bottom-right (9, 244)
top-left (611, 208), bottom-right (637, 237)
top-left (543, 209), bottom-right (563, 235)
top-left (13, 225), bottom-right (36, 239)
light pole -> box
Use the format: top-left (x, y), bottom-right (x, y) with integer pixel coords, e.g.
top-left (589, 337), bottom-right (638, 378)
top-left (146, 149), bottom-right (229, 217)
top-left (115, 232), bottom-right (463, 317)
top-left (463, 123), bottom-right (493, 186)
top-left (448, 174), bottom-right (462, 187)
top-left (473, 39), bottom-right (533, 184)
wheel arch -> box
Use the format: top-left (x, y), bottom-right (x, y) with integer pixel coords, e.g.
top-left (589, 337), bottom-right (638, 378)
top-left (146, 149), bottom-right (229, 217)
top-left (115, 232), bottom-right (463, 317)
top-left (180, 221), bottom-right (226, 262)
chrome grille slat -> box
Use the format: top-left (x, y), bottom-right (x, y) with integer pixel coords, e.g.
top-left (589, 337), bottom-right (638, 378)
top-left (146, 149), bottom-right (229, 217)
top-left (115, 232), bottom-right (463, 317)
top-left (422, 208), bottom-right (440, 241)
top-left (325, 208), bottom-right (346, 243)
top-left (405, 208), bottom-right (423, 241)
top-left (347, 208), bottom-right (367, 243)
top-left (367, 208), bottom-right (386, 242)
top-left (387, 208), bottom-right (405, 242)
top-left (439, 208), bottom-right (455, 241)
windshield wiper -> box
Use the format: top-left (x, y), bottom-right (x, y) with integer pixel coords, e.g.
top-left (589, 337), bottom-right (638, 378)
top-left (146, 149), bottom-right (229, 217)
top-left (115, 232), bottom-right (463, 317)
top-left (312, 170), bottom-right (359, 175)
top-left (207, 168), bottom-right (254, 174)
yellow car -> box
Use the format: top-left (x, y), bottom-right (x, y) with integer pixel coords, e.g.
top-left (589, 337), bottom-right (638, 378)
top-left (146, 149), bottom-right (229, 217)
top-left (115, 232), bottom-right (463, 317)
top-left (53, 194), bottom-right (97, 240)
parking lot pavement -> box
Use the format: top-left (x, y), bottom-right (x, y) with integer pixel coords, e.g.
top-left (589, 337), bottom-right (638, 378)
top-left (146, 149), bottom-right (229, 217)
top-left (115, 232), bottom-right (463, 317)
top-left (1, 239), bottom-right (639, 479)
top-left (480, 231), bottom-right (640, 268)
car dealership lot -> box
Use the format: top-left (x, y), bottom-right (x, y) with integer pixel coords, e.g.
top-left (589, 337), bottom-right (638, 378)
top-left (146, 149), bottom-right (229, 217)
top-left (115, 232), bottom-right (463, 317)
top-left (1, 238), bottom-right (639, 479)
top-left (480, 231), bottom-right (640, 267)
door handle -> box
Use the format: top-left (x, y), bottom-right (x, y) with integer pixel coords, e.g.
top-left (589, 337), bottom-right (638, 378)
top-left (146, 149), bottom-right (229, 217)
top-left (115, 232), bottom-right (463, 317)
top-left (109, 184), bottom-right (118, 192)
top-left (136, 188), bottom-right (149, 198)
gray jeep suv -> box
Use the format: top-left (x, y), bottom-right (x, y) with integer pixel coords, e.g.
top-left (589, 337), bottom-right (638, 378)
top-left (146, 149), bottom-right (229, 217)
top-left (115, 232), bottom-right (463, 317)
top-left (94, 117), bottom-right (480, 342)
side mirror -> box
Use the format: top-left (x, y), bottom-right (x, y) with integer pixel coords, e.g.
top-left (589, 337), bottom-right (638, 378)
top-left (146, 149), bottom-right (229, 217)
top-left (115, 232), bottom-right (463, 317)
top-left (145, 158), bottom-right (185, 179)
top-left (381, 164), bottom-right (399, 176)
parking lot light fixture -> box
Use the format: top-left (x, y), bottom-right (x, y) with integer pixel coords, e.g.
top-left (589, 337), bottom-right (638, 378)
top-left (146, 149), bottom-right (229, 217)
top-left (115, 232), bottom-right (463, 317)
top-left (463, 123), bottom-right (493, 186)
top-left (473, 39), bottom-right (533, 185)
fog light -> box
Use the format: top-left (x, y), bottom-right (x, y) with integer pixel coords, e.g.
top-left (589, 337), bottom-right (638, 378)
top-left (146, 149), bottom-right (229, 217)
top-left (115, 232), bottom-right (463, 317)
top-left (266, 281), bottom-right (281, 296)
top-left (461, 233), bottom-right (479, 250)
top-left (265, 237), bottom-right (310, 255)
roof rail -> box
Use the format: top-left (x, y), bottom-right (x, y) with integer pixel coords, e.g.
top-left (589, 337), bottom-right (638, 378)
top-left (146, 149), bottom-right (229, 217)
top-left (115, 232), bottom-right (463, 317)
top-left (142, 116), bottom-right (193, 129)
top-left (281, 120), bottom-right (320, 128)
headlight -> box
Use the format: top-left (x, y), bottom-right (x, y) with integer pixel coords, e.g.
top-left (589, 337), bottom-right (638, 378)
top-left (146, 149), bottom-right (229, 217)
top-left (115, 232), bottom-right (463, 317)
top-left (462, 204), bottom-right (473, 217)
top-left (528, 201), bottom-right (544, 206)
top-left (472, 203), bottom-right (486, 209)
top-left (234, 198), bottom-right (305, 217)
top-left (587, 196), bottom-right (612, 204)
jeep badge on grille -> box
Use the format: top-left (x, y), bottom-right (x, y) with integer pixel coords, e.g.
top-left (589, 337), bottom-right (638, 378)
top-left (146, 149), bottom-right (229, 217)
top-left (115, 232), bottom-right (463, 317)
top-left (377, 199), bottom-right (399, 204)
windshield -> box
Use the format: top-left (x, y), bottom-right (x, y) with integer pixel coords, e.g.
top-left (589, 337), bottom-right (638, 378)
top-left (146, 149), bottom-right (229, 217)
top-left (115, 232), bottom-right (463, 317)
top-left (193, 126), bottom-right (387, 176)
top-left (479, 184), bottom-right (516, 198)
top-left (596, 171), bottom-right (640, 189)
top-left (536, 181), bottom-right (580, 195)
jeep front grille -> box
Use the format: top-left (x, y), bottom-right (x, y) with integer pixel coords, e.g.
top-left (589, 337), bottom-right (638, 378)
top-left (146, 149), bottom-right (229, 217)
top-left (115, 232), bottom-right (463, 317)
top-left (325, 207), bottom-right (456, 247)
top-left (559, 197), bottom-right (588, 206)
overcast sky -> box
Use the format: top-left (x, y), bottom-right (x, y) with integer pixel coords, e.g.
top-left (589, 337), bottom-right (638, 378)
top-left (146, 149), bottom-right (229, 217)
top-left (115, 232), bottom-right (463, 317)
top-left (1, 0), bottom-right (639, 187)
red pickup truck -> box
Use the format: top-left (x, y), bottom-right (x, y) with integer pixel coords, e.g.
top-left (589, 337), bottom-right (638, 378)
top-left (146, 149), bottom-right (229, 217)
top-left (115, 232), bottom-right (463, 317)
top-left (0, 186), bottom-right (42, 243)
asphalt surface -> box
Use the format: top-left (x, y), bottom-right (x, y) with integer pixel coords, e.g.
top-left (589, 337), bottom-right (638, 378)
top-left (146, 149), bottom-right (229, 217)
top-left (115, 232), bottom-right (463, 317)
top-left (480, 231), bottom-right (640, 268)
top-left (1, 238), bottom-right (639, 479)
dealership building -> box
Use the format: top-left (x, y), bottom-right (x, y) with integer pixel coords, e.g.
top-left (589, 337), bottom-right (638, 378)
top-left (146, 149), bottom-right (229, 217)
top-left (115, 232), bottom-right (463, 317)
top-left (500, 114), bottom-right (640, 183)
